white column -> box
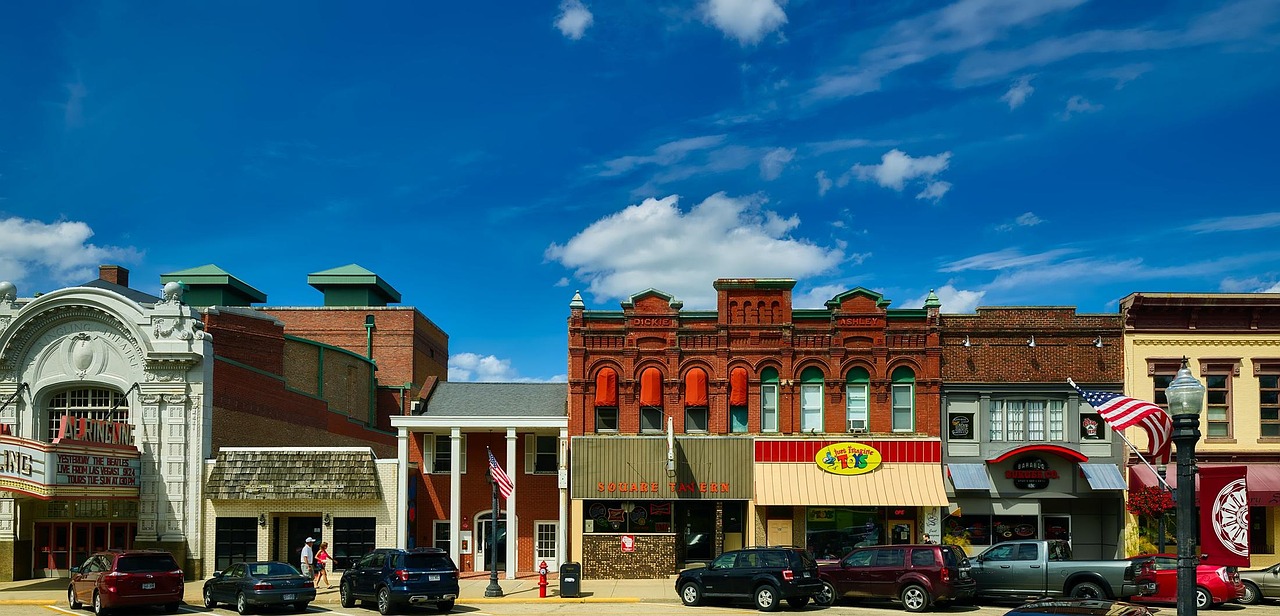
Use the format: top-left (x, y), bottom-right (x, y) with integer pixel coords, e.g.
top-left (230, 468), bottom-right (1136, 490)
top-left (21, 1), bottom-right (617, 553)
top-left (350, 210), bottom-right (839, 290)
top-left (396, 428), bottom-right (409, 549)
top-left (450, 428), bottom-right (462, 568)
top-left (558, 428), bottom-right (568, 569)
top-left (506, 428), bottom-right (517, 579)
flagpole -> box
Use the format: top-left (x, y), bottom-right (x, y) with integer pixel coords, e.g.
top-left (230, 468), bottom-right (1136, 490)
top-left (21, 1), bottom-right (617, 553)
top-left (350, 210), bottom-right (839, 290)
top-left (485, 447), bottom-right (504, 598)
top-left (1067, 378), bottom-right (1173, 493)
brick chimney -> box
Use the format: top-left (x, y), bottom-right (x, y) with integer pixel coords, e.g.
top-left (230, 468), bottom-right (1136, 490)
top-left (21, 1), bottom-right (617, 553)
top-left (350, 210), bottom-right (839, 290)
top-left (99, 265), bottom-right (130, 287)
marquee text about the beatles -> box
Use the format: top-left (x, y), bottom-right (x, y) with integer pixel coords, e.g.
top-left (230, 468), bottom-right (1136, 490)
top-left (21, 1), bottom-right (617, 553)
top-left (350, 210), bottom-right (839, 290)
top-left (55, 453), bottom-right (137, 486)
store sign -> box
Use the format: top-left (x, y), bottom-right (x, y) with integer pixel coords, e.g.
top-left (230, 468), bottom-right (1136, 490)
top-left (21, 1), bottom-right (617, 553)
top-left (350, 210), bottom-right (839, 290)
top-left (596, 481), bottom-right (731, 494)
top-left (0, 434), bottom-right (140, 499)
top-left (815, 442), bottom-right (882, 476)
top-left (1006, 456), bottom-right (1059, 490)
top-left (620, 535), bottom-right (636, 553)
top-left (949, 414), bottom-right (974, 440)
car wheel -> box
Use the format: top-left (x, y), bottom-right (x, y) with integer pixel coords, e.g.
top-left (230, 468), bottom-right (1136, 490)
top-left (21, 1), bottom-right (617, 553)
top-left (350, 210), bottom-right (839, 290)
top-left (92, 592), bottom-right (106, 616)
top-left (163, 603), bottom-right (179, 614)
top-left (1196, 586), bottom-right (1212, 609)
top-left (68, 586), bottom-right (82, 609)
top-left (1242, 581), bottom-right (1262, 605)
top-left (204, 586), bottom-right (217, 609)
top-left (237, 591), bottom-right (252, 615)
top-left (378, 586), bottom-right (397, 615)
top-left (679, 582), bottom-right (703, 606)
top-left (786, 595), bottom-right (810, 610)
top-left (900, 584), bottom-right (930, 613)
top-left (814, 581), bottom-right (836, 607)
top-left (437, 599), bottom-right (454, 613)
top-left (340, 581), bottom-right (356, 608)
top-left (293, 601), bottom-right (309, 612)
top-left (754, 584), bottom-right (781, 612)
top-left (1069, 581), bottom-right (1106, 599)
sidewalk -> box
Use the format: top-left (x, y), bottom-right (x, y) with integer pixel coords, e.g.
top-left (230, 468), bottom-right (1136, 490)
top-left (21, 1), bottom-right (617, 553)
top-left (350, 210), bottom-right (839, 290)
top-left (0, 572), bottom-right (681, 606)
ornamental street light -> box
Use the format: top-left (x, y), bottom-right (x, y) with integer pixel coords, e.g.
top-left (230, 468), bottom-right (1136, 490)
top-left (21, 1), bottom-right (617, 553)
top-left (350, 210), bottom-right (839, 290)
top-left (485, 468), bottom-right (504, 598)
top-left (1166, 357), bottom-right (1205, 616)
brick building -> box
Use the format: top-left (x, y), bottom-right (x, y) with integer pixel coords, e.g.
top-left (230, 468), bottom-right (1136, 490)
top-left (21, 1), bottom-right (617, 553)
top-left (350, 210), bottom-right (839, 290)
top-left (567, 279), bottom-right (948, 579)
top-left (938, 306), bottom-right (1127, 559)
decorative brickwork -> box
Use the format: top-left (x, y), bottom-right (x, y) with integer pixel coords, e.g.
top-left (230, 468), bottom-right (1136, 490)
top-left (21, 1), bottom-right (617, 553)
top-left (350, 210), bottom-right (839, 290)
top-left (582, 534), bottom-right (677, 579)
top-left (940, 307), bottom-right (1123, 384)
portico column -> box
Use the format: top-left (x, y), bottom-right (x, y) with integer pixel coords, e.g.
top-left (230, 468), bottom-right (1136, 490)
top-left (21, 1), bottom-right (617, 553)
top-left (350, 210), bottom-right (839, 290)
top-left (558, 428), bottom-right (568, 571)
top-left (450, 428), bottom-right (462, 569)
top-left (396, 428), bottom-right (409, 549)
top-left (506, 428), bottom-right (517, 579)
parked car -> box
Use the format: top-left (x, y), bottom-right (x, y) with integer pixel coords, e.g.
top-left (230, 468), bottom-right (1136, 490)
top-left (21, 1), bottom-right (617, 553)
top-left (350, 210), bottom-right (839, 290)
top-left (68, 549), bottom-right (184, 615)
top-left (339, 547), bottom-right (459, 614)
top-left (202, 560), bottom-right (315, 614)
top-left (1238, 561), bottom-right (1280, 604)
top-left (1130, 554), bottom-right (1241, 609)
top-left (675, 546), bottom-right (823, 611)
top-left (1003, 598), bottom-right (1158, 616)
top-left (969, 540), bottom-right (1140, 601)
top-left (812, 543), bottom-right (975, 612)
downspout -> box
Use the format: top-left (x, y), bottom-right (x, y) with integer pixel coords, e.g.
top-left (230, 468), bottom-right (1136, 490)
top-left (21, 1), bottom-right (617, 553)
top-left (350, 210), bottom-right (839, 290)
top-left (365, 315), bottom-right (377, 426)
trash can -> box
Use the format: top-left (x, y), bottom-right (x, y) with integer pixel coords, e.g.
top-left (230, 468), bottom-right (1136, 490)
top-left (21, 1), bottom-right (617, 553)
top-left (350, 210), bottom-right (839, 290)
top-left (559, 562), bottom-right (582, 598)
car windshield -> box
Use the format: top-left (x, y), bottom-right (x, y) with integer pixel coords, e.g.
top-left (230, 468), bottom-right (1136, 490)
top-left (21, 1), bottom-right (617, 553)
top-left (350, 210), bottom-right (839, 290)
top-left (403, 554), bottom-right (454, 570)
top-left (116, 555), bottom-right (178, 573)
top-left (249, 563), bottom-right (299, 577)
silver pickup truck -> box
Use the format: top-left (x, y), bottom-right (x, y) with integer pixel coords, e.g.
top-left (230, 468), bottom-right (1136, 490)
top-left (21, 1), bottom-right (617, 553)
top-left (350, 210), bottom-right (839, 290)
top-left (969, 540), bottom-right (1140, 601)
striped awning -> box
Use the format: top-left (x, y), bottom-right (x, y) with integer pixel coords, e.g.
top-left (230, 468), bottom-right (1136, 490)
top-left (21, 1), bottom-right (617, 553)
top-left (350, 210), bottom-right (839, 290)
top-left (1080, 463), bottom-right (1127, 491)
top-left (754, 463), bottom-right (948, 506)
top-left (947, 463), bottom-right (992, 491)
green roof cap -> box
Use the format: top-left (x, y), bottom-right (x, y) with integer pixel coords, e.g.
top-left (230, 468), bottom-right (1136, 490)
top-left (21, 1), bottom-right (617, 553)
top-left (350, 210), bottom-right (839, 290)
top-left (160, 264), bottom-right (267, 305)
top-left (307, 264), bottom-right (402, 306)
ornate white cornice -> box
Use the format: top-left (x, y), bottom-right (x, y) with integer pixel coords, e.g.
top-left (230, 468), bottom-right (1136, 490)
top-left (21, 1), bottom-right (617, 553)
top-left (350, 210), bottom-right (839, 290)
top-left (1131, 338), bottom-right (1280, 347)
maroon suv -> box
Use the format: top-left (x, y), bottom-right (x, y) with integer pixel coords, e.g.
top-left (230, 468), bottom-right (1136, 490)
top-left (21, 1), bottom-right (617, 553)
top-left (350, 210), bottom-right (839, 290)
top-left (814, 543), bottom-right (975, 613)
top-left (68, 550), bottom-right (184, 614)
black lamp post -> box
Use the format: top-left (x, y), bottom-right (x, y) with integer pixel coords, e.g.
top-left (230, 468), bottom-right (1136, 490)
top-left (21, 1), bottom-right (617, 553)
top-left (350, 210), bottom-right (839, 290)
top-left (1157, 463), bottom-right (1167, 554)
top-left (1166, 358), bottom-right (1204, 616)
top-left (484, 468), bottom-right (504, 598)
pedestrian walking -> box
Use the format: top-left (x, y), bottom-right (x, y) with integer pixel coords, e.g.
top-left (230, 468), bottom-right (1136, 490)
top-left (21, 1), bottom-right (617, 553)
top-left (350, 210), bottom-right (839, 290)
top-left (300, 537), bottom-right (315, 578)
top-left (314, 541), bottom-right (333, 588)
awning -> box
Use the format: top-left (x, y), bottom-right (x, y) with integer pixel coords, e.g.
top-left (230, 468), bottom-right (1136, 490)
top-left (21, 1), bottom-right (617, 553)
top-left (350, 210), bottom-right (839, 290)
top-left (947, 463), bottom-right (992, 491)
top-left (754, 463), bottom-right (948, 506)
top-left (1130, 463), bottom-right (1280, 506)
top-left (1079, 463), bottom-right (1127, 490)
top-left (206, 448), bottom-right (383, 500)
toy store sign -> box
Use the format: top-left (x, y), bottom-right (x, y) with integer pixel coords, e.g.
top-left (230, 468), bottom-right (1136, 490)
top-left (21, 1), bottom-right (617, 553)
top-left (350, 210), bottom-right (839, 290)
top-left (0, 434), bottom-right (140, 499)
top-left (1005, 456), bottom-right (1059, 490)
top-left (815, 442), bottom-right (882, 476)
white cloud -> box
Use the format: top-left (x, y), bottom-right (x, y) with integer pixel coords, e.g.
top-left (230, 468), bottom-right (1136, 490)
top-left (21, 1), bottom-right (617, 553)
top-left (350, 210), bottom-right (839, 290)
top-left (0, 217), bottom-right (140, 291)
top-left (843, 149), bottom-right (953, 201)
top-left (941, 247), bottom-right (1078, 272)
top-left (1001, 75), bottom-right (1035, 109)
top-left (598, 135), bottom-right (727, 177)
top-left (449, 352), bottom-right (567, 383)
top-left (546, 193), bottom-right (844, 308)
top-left (759, 147), bottom-right (795, 180)
top-left (555, 277), bottom-right (570, 287)
top-left (907, 284), bottom-right (986, 313)
top-left (1090, 62), bottom-right (1154, 89)
top-left (1265, 282), bottom-right (1280, 293)
top-left (701, 0), bottom-right (788, 46)
top-left (555, 0), bottom-right (594, 40)
top-left (1220, 276), bottom-right (1280, 293)
top-left (1060, 95), bottom-right (1102, 119)
top-left (995, 211), bottom-right (1043, 231)
top-left (1186, 212), bottom-right (1280, 233)
top-left (815, 171), bottom-right (833, 196)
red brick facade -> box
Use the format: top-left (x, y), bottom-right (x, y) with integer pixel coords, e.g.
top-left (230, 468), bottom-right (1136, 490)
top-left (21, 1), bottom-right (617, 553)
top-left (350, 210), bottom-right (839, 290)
top-left (940, 307), bottom-right (1124, 384)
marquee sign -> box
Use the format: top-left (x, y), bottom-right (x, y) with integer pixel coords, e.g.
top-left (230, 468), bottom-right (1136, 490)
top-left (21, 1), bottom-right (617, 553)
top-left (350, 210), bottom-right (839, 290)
top-left (815, 442), bottom-right (882, 476)
top-left (0, 430), bottom-right (140, 500)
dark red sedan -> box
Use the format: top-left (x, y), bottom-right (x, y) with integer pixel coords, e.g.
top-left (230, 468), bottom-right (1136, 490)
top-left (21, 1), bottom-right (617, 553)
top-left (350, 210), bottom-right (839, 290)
top-left (1130, 553), bottom-right (1242, 610)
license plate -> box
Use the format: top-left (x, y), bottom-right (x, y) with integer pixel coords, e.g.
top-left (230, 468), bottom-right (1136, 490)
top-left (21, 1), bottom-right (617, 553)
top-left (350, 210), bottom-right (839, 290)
top-left (142, 583), bottom-right (155, 590)
top-left (283, 594), bottom-right (296, 601)
top-left (802, 572), bottom-right (811, 578)
top-left (429, 574), bottom-right (440, 581)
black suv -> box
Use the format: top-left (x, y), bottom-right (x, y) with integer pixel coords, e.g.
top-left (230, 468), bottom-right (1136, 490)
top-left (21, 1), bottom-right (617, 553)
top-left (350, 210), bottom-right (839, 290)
top-left (339, 548), bottom-right (459, 615)
top-left (675, 546), bottom-right (823, 611)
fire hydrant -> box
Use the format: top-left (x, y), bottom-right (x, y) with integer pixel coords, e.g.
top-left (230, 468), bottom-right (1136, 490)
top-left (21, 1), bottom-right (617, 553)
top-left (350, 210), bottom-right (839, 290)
top-left (538, 561), bottom-right (550, 598)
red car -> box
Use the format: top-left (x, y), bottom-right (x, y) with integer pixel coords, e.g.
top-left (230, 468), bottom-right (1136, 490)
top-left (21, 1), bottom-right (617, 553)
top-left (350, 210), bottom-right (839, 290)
top-left (68, 550), bottom-right (184, 614)
top-left (1130, 554), bottom-right (1242, 610)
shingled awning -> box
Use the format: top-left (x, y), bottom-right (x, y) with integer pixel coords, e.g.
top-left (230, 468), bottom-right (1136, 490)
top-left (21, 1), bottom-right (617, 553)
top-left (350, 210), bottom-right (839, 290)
top-left (206, 448), bottom-right (382, 500)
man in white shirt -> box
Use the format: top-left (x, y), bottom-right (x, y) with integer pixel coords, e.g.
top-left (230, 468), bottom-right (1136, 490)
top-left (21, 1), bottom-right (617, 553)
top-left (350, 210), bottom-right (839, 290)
top-left (301, 537), bottom-right (315, 577)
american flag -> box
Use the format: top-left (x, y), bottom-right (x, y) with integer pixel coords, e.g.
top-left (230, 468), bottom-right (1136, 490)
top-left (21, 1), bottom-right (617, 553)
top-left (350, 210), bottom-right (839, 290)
top-left (487, 448), bottom-right (514, 500)
top-left (1070, 379), bottom-right (1173, 464)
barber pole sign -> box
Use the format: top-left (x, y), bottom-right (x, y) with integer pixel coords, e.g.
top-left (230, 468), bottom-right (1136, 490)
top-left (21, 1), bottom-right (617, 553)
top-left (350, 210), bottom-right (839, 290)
top-left (1200, 465), bottom-right (1250, 567)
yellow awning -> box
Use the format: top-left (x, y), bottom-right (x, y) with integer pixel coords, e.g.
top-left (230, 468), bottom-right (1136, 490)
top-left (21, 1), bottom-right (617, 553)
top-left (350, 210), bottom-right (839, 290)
top-left (754, 463), bottom-right (949, 506)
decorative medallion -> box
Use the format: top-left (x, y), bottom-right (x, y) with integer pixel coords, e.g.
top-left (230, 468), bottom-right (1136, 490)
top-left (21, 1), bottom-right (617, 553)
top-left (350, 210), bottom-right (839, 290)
top-left (1212, 478), bottom-right (1250, 557)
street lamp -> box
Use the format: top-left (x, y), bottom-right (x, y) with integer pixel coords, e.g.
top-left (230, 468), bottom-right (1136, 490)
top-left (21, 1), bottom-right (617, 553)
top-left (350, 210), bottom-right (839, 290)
top-left (484, 468), bottom-right (504, 598)
top-left (1166, 357), bottom-right (1204, 616)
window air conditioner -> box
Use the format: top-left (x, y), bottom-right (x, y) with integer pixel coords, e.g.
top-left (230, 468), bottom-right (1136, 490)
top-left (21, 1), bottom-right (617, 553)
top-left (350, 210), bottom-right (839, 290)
top-left (847, 419), bottom-right (867, 433)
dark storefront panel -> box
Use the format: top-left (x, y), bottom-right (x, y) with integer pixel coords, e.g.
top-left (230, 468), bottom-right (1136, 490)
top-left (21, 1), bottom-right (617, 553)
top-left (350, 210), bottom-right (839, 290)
top-left (332, 517), bottom-right (376, 570)
top-left (214, 517), bottom-right (258, 572)
top-left (571, 436), bottom-right (753, 500)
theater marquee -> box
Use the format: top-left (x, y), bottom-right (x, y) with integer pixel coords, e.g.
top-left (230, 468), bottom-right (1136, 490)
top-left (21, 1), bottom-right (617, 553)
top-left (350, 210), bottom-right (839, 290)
top-left (0, 422), bottom-right (141, 499)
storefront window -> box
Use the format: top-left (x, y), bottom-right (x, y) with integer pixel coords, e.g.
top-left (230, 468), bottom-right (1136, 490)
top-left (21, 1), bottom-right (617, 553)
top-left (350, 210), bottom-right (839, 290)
top-left (583, 500), bottom-right (673, 534)
top-left (805, 507), bottom-right (882, 559)
top-left (944, 514), bottom-right (1042, 548)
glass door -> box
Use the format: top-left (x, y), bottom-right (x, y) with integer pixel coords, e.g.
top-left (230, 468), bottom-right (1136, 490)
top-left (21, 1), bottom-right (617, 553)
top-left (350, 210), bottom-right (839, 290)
top-left (475, 510), bottom-right (506, 572)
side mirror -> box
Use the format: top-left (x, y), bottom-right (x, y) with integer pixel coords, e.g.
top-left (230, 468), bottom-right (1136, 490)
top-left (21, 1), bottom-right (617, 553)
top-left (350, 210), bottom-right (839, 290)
top-left (212, 571), bottom-right (223, 578)
top-left (707, 563), bottom-right (718, 571)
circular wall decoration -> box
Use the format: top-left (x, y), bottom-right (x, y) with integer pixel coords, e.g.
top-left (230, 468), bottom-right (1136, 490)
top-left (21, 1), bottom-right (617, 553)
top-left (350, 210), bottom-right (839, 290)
top-left (1211, 478), bottom-right (1250, 557)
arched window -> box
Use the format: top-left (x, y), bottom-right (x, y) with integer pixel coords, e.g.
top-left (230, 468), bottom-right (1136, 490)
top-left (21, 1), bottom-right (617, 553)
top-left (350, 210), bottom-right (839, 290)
top-left (684, 368), bottom-right (708, 433)
top-left (760, 368), bottom-right (779, 433)
top-left (594, 368), bottom-right (618, 432)
top-left (639, 367), bottom-right (664, 433)
top-left (729, 367), bottom-right (749, 433)
top-left (47, 387), bottom-right (128, 443)
top-left (846, 367), bottom-right (870, 433)
top-left (800, 367), bottom-right (825, 433)
top-left (891, 366), bottom-right (916, 432)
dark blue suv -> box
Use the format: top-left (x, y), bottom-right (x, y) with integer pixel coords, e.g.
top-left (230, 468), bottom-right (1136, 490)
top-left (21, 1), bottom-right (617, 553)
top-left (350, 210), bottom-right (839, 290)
top-left (339, 547), bottom-right (459, 614)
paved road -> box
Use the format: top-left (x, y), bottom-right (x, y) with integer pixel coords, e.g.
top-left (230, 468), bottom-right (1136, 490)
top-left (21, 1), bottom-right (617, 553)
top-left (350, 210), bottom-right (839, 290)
top-left (17, 599), bottom-right (1280, 616)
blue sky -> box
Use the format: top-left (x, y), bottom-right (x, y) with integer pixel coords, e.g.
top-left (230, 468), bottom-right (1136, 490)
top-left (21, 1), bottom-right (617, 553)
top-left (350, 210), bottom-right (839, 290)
top-left (3, 0), bottom-right (1280, 383)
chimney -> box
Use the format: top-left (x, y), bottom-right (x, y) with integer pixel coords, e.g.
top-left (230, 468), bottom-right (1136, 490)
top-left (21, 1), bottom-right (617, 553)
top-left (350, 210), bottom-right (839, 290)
top-left (99, 265), bottom-right (130, 287)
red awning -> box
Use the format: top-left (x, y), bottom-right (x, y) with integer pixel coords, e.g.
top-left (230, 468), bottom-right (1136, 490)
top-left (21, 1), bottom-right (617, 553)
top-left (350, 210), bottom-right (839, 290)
top-left (594, 369), bottom-right (617, 407)
top-left (987, 444), bottom-right (1088, 464)
top-left (640, 367), bottom-right (663, 407)
top-left (729, 367), bottom-right (748, 407)
top-left (1130, 463), bottom-right (1280, 507)
top-left (685, 369), bottom-right (708, 407)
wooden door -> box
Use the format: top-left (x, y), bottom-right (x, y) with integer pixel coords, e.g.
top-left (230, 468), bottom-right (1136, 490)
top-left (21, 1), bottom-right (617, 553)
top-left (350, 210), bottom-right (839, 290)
top-left (767, 518), bottom-right (793, 546)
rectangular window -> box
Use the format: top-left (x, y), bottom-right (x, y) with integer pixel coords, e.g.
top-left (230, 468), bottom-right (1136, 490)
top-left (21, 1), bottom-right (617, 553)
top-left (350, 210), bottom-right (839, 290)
top-left (846, 385), bottom-right (868, 432)
top-left (640, 407), bottom-right (663, 433)
top-left (989, 401), bottom-right (1004, 441)
top-left (1006, 400), bottom-right (1025, 441)
top-left (214, 517), bottom-right (258, 572)
top-left (1262, 374), bottom-right (1280, 438)
top-left (801, 384), bottom-right (823, 432)
top-left (729, 407), bottom-right (748, 433)
top-left (525, 435), bottom-right (558, 474)
top-left (1204, 373), bottom-right (1232, 438)
top-left (595, 408), bottom-right (618, 432)
top-left (535, 521), bottom-right (557, 562)
top-left (1048, 400), bottom-right (1065, 441)
top-left (433, 521), bottom-right (450, 553)
top-left (332, 517), bottom-right (377, 570)
top-left (892, 384), bottom-right (914, 432)
top-left (1027, 401), bottom-right (1045, 441)
top-left (423, 434), bottom-right (467, 474)
top-left (761, 384), bottom-right (778, 433)
top-left (685, 407), bottom-right (708, 432)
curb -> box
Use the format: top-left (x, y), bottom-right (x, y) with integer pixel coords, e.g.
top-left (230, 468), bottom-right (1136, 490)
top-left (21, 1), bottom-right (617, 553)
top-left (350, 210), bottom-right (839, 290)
top-left (0, 600), bottom-right (57, 605)
top-left (465, 596), bottom-right (642, 604)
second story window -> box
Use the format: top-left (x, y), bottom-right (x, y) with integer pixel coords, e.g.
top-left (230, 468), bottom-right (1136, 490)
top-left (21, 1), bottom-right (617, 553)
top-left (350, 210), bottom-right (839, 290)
top-left (1260, 361), bottom-right (1280, 438)
top-left (845, 367), bottom-right (869, 433)
top-left (1201, 359), bottom-right (1239, 439)
top-left (685, 368), bottom-right (708, 433)
top-left (891, 366), bottom-right (915, 432)
top-left (640, 367), bottom-right (664, 433)
top-left (47, 387), bottom-right (128, 443)
top-left (989, 399), bottom-right (1066, 442)
top-left (729, 367), bottom-right (749, 433)
top-left (423, 434), bottom-right (467, 474)
top-left (524, 435), bottom-right (558, 474)
top-left (761, 368), bottom-right (779, 433)
top-left (594, 368), bottom-right (618, 433)
top-left (800, 367), bottom-right (824, 433)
